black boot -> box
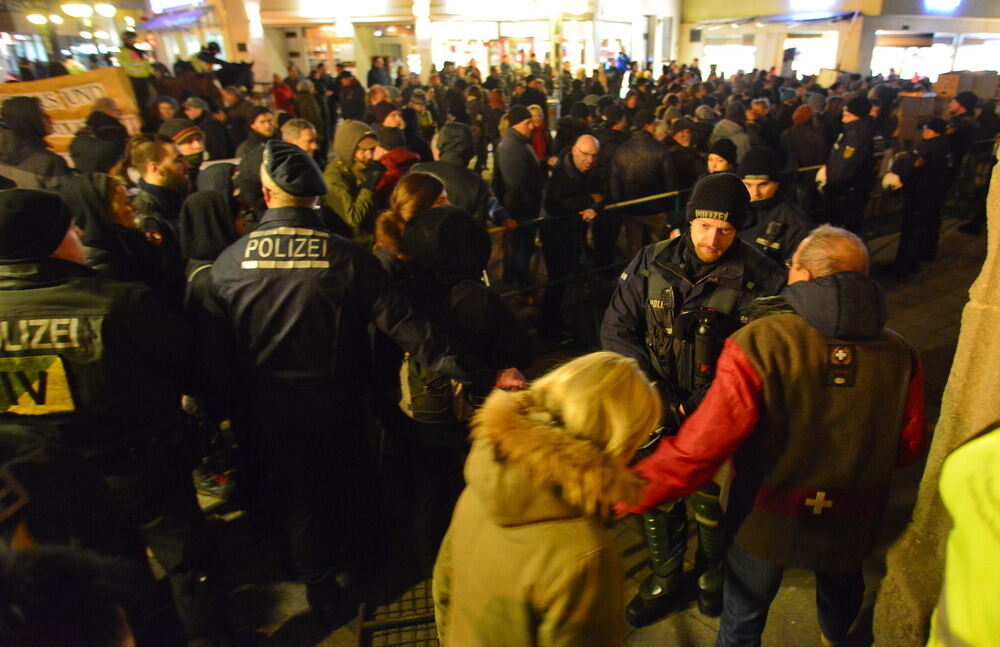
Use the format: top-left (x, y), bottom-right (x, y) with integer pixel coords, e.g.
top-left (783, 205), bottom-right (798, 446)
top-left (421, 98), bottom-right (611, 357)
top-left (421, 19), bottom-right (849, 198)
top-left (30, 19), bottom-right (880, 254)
top-left (692, 485), bottom-right (725, 618)
top-left (626, 501), bottom-right (688, 626)
top-left (306, 573), bottom-right (357, 629)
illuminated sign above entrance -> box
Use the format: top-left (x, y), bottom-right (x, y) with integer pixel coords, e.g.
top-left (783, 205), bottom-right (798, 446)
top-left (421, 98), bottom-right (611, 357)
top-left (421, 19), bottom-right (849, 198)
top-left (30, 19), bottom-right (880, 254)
top-left (924, 0), bottom-right (961, 13)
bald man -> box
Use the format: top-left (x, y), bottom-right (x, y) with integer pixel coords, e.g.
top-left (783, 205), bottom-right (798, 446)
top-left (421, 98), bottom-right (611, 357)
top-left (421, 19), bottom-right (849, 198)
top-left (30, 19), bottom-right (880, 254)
top-left (625, 224), bottom-right (925, 647)
top-left (538, 134), bottom-right (602, 340)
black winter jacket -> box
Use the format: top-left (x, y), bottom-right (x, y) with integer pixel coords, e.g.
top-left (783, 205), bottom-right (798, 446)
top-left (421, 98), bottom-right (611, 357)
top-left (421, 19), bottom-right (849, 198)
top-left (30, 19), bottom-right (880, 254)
top-left (609, 129), bottom-right (678, 214)
top-left (826, 118), bottom-right (883, 194)
top-left (544, 149), bottom-right (601, 219)
top-left (739, 196), bottom-right (814, 264)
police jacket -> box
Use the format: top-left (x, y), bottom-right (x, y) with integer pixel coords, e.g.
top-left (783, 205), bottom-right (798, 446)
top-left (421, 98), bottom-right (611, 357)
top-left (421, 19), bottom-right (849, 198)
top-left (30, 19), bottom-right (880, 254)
top-left (209, 207), bottom-right (487, 393)
top-left (891, 134), bottom-right (951, 202)
top-left (740, 196), bottom-right (814, 265)
top-left (608, 129), bottom-right (678, 215)
top-left (601, 235), bottom-right (785, 416)
top-left (134, 181), bottom-right (187, 307)
top-left (0, 259), bottom-right (188, 452)
top-left (495, 130), bottom-right (545, 222)
top-left (826, 118), bottom-right (883, 194)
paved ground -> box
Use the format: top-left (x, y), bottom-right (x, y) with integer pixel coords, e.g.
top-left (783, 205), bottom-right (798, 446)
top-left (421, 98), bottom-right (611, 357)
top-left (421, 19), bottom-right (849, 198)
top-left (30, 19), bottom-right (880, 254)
top-left (184, 217), bottom-right (986, 647)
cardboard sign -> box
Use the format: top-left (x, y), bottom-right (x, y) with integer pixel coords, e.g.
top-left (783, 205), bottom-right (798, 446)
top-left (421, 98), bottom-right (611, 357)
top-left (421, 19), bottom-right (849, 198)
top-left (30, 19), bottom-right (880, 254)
top-left (0, 68), bottom-right (140, 153)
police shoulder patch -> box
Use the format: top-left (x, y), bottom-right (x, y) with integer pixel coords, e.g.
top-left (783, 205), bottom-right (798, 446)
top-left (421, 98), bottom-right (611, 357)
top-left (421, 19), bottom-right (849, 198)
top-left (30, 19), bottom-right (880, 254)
top-left (826, 344), bottom-right (856, 387)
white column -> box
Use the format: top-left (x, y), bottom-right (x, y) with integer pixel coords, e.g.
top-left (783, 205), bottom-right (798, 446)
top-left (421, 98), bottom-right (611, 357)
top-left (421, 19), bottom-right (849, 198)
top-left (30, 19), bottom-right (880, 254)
top-left (413, 0), bottom-right (432, 83)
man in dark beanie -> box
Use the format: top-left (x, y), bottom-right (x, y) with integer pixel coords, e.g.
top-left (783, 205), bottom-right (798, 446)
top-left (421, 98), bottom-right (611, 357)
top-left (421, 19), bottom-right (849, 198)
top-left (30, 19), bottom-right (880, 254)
top-left (738, 146), bottom-right (814, 264)
top-left (159, 118), bottom-right (206, 186)
top-left (0, 188), bottom-right (236, 646)
top-left (208, 140), bottom-right (506, 629)
top-left (945, 90), bottom-right (980, 192)
top-left (183, 96), bottom-right (231, 160)
top-left (495, 104), bottom-right (545, 288)
top-left (602, 172), bottom-right (785, 627)
top-left (818, 93), bottom-right (884, 234)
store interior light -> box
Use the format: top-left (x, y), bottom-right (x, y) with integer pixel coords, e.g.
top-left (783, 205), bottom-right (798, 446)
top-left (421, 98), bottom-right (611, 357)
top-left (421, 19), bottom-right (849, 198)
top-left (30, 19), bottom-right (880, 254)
top-left (124, 16), bottom-right (135, 26)
top-left (49, 14), bottom-right (64, 23)
top-left (374, 29), bottom-right (383, 37)
top-left (80, 30), bottom-right (93, 39)
top-left (62, 3), bottom-right (94, 18)
top-left (26, 13), bottom-right (48, 24)
top-left (94, 30), bottom-right (109, 39)
top-left (95, 3), bottom-right (116, 17)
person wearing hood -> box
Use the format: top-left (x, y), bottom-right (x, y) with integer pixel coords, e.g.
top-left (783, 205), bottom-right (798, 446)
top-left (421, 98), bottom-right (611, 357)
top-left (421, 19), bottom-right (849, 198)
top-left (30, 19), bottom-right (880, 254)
top-left (710, 101), bottom-right (752, 161)
top-left (411, 122), bottom-right (490, 225)
top-left (625, 224), bottom-right (925, 647)
top-left (373, 125), bottom-right (420, 209)
top-left (818, 96), bottom-right (885, 234)
top-left (738, 146), bottom-right (814, 265)
top-left (321, 120), bottom-right (384, 242)
top-left (83, 98), bottom-right (129, 154)
top-left (400, 106), bottom-right (432, 162)
top-left (602, 172), bottom-right (786, 627)
top-left (0, 96), bottom-right (71, 189)
top-left (235, 107), bottom-right (276, 158)
top-left (183, 96), bottom-right (231, 160)
top-left (129, 133), bottom-right (192, 308)
top-left (692, 103), bottom-right (718, 153)
top-left (433, 351), bottom-right (662, 647)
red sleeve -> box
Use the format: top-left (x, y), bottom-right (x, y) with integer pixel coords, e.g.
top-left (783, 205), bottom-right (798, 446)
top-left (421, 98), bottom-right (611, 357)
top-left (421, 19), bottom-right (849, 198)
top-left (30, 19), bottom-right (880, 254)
top-left (895, 351), bottom-right (926, 467)
top-left (629, 338), bottom-right (764, 513)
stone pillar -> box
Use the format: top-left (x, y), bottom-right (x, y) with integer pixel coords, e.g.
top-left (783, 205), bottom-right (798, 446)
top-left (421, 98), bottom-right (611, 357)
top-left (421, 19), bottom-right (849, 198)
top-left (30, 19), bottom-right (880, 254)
top-left (413, 0), bottom-right (432, 83)
top-left (872, 164), bottom-right (1000, 646)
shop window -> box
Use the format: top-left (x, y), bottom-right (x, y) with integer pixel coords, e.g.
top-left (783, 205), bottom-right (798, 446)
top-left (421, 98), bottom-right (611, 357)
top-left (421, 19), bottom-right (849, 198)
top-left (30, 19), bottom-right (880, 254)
top-left (783, 32), bottom-right (837, 76)
top-left (871, 32), bottom-right (955, 81)
top-left (703, 43), bottom-right (755, 77)
top-left (953, 35), bottom-right (1000, 73)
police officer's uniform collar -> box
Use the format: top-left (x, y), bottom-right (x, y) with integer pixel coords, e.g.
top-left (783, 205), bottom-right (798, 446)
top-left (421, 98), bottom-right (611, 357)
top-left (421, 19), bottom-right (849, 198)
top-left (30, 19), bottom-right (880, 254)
top-left (0, 257), bottom-right (97, 283)
top-left (652, 232), bottom-right (746, 288)
top-left (257, 206), bottom-right (325, 229)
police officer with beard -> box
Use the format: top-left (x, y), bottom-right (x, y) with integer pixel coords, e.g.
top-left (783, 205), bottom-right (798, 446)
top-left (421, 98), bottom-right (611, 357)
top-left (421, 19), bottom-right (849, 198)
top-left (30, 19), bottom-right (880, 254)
top-left (208, 141), bottom-right (517, 627)
top-left (602, 173), bottom-right (786, 626)
top-left (0, 189), bottom-right (233, 646)
top-left (738, 146), bottom-right (814, 265)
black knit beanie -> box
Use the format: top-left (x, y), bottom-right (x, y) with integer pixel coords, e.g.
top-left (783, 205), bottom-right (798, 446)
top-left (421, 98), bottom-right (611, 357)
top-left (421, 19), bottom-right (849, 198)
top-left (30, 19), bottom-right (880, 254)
top-left (685, 172), bottom-right (750, 230)
top-left (738, 146), bottom-right (780, 181)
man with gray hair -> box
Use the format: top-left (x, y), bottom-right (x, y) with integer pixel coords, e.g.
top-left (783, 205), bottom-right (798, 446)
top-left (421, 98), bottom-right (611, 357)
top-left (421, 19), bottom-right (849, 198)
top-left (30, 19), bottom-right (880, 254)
top-left (625, 224), bottom-right (926, 647)
top-left (281, 117), bottom-right (320, 156)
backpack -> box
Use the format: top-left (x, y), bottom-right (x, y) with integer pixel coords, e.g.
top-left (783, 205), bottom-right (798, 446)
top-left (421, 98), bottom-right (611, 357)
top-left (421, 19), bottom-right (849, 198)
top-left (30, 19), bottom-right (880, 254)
top-left (398, 352), bottom-right (475, 425)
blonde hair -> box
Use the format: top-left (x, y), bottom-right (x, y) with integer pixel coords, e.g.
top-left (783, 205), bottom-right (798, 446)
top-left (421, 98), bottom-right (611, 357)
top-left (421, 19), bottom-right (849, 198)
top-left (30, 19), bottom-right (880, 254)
top-left (519, 351), bottom-right (661, 460)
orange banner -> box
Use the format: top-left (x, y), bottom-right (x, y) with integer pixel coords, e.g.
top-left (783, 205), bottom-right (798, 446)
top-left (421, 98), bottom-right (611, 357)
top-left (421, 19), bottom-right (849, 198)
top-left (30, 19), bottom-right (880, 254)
top-left (0, 67), bottom-right (141, 153)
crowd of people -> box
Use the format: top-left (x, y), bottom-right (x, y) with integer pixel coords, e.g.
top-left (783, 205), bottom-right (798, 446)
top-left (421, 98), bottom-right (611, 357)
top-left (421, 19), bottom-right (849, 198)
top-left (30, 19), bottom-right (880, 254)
top-left (0, 50), bottom-right (996, 647)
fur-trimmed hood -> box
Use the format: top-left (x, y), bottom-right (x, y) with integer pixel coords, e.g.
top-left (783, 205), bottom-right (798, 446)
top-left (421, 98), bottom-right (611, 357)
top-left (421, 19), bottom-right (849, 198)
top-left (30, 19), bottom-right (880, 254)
top-left (466, 390), bottom-right (644, 524)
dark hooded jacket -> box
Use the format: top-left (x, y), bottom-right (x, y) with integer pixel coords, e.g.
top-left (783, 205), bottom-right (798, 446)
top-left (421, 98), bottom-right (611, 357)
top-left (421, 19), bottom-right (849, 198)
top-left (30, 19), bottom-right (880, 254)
top-left (411, 123), bottom-right (490, 225)
top-left (402, 107), bottom-right (433, 162)
top-left (402, 206), bottom-right (533, 396)
top-left (84, 110), bottom-right (129, 153)
top-left (191, 111), bottom-right (232, 160)
top-left (69, 129), bottom-right (122, 175)
top-left (0, 97), bottom-right (72, 188)
top-left (57, 173), bottom-right (167, 300)
top-left (133, 179), bottom-right (188, 308)
top-left (608, 129), bottom-right (678, 215)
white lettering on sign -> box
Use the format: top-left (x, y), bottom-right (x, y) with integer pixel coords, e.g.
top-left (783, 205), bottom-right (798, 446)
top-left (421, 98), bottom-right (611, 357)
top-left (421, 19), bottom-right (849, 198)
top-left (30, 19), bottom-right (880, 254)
top-left (0, 92), bottom-right (64, 112)
top-left (58, 83), bottom-right (106, 108)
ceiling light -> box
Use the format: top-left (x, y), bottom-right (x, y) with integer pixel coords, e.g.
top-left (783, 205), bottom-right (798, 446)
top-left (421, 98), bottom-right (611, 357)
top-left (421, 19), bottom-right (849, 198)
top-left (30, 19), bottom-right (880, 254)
top-left (124, 16), bottom-right (135, 26)
top-left (49, 13), bottom-right (64, 23)
top-left (27, 13), bottom-right (48, 24)
top-left (61, 3), bottom-right (94, 18)
top-left (95, 3), bottom-right (116, 17)
top-left (94, 30), bottom-right (109, 38)
top-left (79, 30), bottom-right (93, 38)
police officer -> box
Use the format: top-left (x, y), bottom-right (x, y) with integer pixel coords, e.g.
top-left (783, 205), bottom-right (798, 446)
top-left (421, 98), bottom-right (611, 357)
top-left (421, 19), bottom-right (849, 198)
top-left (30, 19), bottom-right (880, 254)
top-left (208, 141), bottom-right (510, 627)
top-left (602, 173), bottom-right (786, 625)
top-left (883, 118), bottom-right (951, 277)
top-left (945, 91), bottom-right (979, 190)
top-left (0, 189), bottom-right (233, 646)
top-left (119, 30), bottom-right (153, 129)
top-left (818, 96), bottom-right (885, 234)
top-left (738, 146), bottom-right (814, 265)
top-left (191, 41), bottom-right (224, 74)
